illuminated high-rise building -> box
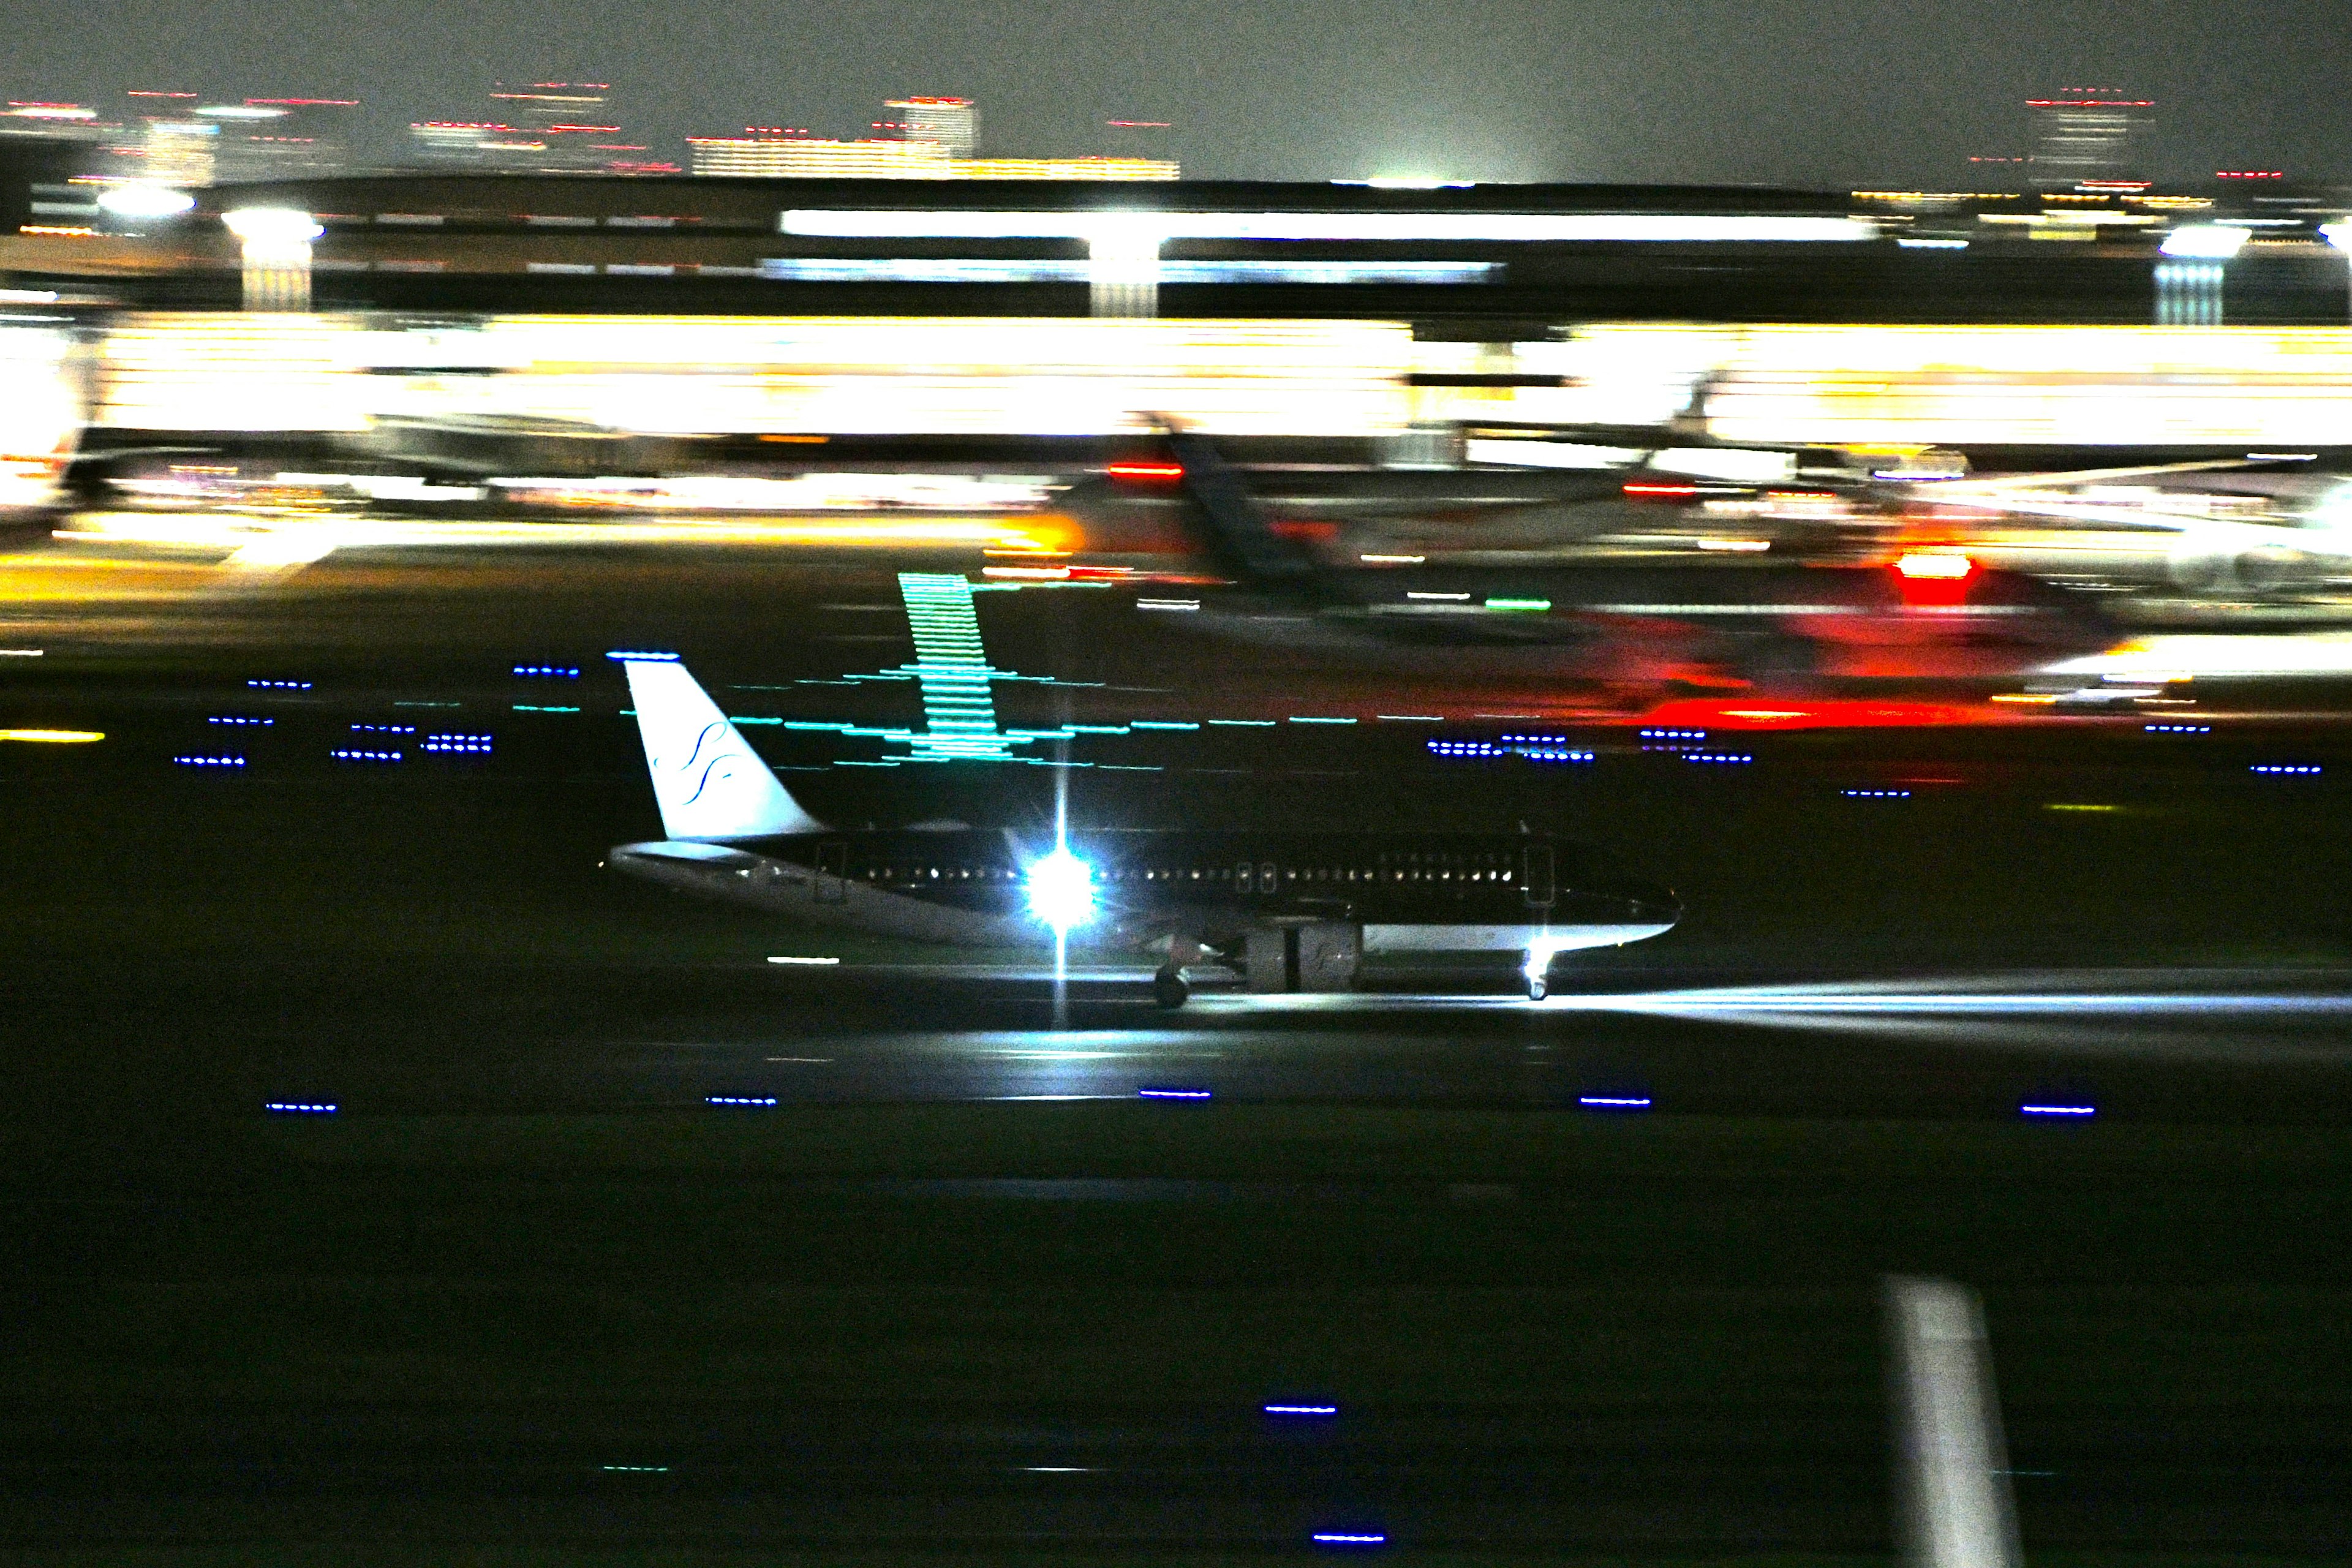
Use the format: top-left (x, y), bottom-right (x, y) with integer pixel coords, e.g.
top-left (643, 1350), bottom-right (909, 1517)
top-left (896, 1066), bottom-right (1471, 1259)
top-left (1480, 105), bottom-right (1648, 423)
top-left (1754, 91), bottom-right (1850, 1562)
top-left (488, 81), bottom-right (620, 172)
top-left (203, 99), bottom-right (358, 182)
top-left (687, 132), bottom-right (1174, 180)
top-left (689, 135), bottom-right (952, 178)
top-left (410, 121), bottom-right (502, 165)
top-left (692, 96), bottom-right (1173, 180)
top-left (885, 97), bottom-right (977, 157)
top-left (410, 82), bottom-right (663, 174)
top-left (2027, 88), bottom-right (2154, 191)
top-left (1, 102), bottom-right (106, 138)
top-left (106, 92), bottom-right (211, 187)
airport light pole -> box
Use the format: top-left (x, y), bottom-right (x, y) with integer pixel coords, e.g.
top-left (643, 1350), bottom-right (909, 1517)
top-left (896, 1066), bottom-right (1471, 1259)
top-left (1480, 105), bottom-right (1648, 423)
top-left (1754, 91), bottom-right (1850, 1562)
top-left (2321, 221), bottom-right (2352, 324)
top-left (2154, 224), bottom-right (2250, 326)
top-left (222, 206), bottom-right (322, 312)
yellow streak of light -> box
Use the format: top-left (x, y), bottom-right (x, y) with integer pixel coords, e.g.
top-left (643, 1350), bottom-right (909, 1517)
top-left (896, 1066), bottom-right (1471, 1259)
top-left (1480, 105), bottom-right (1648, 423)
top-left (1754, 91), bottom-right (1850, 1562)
top-left (53, 510), bottom-right (1069, 554)
top-left (0, 728), bottom-right (102, 743)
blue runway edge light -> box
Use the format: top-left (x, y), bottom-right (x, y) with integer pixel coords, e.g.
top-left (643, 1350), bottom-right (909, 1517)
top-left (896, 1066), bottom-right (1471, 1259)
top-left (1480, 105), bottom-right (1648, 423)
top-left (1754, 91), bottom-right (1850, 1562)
top-left (513, 664), bottom-right (581, 679)
top-left (1139, 1087), bottom-right (1212, 1101)
top-left (174, 755), bottom-right (246, 767)
top-left (1312, 1532), bottom-right (1387, 1548)
top-left (606, 649), bottom-right (681, 662)
top-left (246, 679), bottom-right (312, 690)
top-left (1579, 1095), bottom-right (1653, 1111)
top-left (706, 1095), bottom-right (777, 1107)
top-left (330, 748), bottom-right (403, 763)
top-left (2251, 764), bottom-right (2321, 775)
top-left (265, 1102), bottom-right (337, 1114)
top-left (208, 715), bottom-right (272, 726)
top-left (1264, 1403), bottom-right (1339, 1417)
top-left (2020, 1102), bottom-right (2097, 1118)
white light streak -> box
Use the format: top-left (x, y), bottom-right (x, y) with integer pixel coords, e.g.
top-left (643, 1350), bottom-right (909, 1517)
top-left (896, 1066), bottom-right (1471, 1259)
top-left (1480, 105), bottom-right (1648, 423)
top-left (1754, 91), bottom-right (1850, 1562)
top-left (781, 209), bottom-right (1878, 244)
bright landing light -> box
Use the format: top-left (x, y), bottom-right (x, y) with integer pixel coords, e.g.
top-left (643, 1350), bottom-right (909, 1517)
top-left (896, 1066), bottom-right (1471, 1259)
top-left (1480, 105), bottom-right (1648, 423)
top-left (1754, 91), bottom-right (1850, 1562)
top-left (1025, 846), bottom-right (1097, 932)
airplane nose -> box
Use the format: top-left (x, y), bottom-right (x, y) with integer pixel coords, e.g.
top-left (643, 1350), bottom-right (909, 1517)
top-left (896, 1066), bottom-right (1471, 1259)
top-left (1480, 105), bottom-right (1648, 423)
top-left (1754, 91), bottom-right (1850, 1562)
top-left (1625, 881), bottom-right (1683, 927)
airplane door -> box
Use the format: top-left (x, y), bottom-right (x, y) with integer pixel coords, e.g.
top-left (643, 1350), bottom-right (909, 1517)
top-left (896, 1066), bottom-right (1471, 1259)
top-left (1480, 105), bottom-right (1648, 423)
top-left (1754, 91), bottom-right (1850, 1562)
top-left (815, 840), bottom-right (847, 903)
top-left (1522, 843), bottom-right (1555, 911)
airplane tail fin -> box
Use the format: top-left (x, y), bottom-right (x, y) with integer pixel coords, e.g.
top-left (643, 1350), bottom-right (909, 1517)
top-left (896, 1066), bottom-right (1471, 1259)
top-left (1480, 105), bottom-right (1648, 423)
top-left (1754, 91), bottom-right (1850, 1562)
top-left (1164, 431), bottom-right (1321, 586)
top-left (619, 656), bottom-right (826, 841)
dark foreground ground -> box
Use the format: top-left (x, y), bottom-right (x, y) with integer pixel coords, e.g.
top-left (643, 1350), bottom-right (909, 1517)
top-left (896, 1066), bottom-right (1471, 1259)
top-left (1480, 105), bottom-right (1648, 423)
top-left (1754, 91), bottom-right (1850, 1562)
top-left (0, 539), bottom-right (2348, 1562)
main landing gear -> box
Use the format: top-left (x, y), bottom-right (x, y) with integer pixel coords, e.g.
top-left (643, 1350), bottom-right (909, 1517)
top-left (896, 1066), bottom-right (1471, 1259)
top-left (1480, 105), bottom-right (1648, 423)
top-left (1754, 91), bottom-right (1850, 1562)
top-left (1153, 967), bottom-right (1191, 1009)
top-left (1525, 974), bottom-right (1549, 1002)
top-left (1154, 934), bottom-right (1207, 1010)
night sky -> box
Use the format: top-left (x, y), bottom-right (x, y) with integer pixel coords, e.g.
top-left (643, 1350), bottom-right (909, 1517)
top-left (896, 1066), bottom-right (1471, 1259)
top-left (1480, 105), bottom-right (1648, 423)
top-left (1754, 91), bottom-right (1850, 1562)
top-left (7, 0), bottom-right (2348, 186)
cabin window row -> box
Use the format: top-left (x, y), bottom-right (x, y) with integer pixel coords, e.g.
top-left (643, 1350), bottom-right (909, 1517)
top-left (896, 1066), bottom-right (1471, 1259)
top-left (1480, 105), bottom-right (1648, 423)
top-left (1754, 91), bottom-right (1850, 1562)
top-left (852, 861), bottom-right (1519, 885)
top-left (1129, 865), bottom-right (1513, 884)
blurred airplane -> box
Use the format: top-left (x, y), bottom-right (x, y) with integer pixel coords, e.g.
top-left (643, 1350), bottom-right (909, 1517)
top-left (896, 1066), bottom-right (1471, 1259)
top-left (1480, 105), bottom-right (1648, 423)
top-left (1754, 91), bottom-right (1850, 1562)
top-left (1051, 435), bottom-right (2117, 692)
top-left (605, 655), bottom-right (1679, 1004)
top-left (1878, 460), bottom-right (2352, 601)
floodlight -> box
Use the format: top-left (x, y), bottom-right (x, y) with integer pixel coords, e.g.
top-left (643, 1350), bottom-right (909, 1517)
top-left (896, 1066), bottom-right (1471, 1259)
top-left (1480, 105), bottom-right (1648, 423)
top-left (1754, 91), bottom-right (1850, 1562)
top-left (222, 207), bottom-right (323, 245)
top-left (2158, 224), bottom-right (2251, 259)
top-left (95, 185), bottom-right (195, 221)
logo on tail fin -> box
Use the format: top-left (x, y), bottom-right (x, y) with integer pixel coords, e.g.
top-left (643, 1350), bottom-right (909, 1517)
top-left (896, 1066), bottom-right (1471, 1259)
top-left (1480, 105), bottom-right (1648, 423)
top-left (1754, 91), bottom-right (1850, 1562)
top-left (619, 657), bottom-right (826, 840)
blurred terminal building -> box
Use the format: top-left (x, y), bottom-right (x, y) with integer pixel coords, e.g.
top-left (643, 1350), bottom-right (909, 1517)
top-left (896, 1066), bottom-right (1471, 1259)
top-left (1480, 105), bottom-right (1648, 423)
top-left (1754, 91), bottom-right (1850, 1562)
top-left (3, 85), bottom-right (2352, 476)
top-left (0, 78), bottom-right (2345, 326)
top-left (0, 164), bottom-right (2347, 326)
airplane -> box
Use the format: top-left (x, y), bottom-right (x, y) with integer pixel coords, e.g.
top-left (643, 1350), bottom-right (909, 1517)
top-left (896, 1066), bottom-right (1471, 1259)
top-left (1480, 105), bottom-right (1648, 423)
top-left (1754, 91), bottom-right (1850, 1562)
top-left (1875, 461), bottom-right (2352, 601)
top-left (1493, 442), bottom-right (2352, 605)
top-left (605, 654), bottom-right (1681, 1005)
top-left (1047, 434), bottom-right (2117, 689)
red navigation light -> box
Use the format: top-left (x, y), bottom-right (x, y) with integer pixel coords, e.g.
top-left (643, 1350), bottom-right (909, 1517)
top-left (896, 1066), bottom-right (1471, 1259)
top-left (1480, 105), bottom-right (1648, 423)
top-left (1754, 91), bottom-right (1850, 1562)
top-left (1623, 482), bottom-right (1699, 499)
top-left (1108, 460), bottom-right (1185, 484)
top-left (1268, 519), bottom-right (1338, 541)
top-left (1634, 696), bottom-right (2002, 731)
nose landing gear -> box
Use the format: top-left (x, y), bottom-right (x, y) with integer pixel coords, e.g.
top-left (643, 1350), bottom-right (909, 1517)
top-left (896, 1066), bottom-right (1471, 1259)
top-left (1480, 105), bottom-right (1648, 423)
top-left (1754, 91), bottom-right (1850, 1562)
top-left (1523, 943), bottom-right (1555, 1002)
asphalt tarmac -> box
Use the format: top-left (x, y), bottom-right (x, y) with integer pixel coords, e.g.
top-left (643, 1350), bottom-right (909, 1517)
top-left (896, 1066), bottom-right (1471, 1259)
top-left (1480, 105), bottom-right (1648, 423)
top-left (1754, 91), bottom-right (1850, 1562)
top-left (1, 522), bottom-right (2350, 1561)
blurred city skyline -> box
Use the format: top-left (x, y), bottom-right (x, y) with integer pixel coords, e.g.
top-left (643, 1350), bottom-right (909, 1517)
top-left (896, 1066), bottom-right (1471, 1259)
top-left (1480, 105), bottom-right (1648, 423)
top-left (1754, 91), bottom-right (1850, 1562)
top-left (3, 0), bottom-right (2348, 187)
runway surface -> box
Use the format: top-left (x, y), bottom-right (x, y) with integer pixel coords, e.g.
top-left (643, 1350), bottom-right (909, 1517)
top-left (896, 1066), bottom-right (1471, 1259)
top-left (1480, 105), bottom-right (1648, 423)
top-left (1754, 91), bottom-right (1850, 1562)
top-left (2, 519), bottom-right (2350, 1558)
